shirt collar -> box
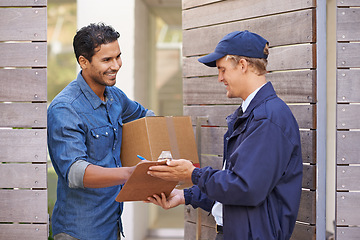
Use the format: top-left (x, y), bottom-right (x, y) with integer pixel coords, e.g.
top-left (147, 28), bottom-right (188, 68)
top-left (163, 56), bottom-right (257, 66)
top-left (241, 82), bottom-right (266, 113)
top-left (76, 71), bottom-right (109, 109)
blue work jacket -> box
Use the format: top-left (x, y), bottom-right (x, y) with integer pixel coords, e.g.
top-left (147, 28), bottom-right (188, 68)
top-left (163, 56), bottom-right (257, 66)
top-left (184, 82), bottom-right (303, 239)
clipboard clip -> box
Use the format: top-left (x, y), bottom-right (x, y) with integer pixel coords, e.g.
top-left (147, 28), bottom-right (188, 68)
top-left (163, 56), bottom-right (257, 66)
top-left (157, 151), bottom-right (173, 161)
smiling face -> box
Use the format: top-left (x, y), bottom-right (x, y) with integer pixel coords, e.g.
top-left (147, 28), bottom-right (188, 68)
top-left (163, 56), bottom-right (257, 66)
top-left (216, 56), bottom-right (245, 99)
top-left (79, 40), bottom-right (122, 98)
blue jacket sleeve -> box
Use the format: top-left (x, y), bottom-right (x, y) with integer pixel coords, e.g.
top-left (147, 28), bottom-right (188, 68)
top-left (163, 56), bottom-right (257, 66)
top-left (184, 177), bottom-right (214, 212)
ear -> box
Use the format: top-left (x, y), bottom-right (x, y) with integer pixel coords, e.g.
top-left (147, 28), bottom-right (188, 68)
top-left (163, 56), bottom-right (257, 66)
top-left (238, 58), bottom-right (248, 72)
top-left (78, 56), bottom-right (88, 70)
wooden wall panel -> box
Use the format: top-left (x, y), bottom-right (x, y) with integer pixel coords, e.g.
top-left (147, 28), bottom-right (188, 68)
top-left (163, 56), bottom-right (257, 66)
top-left (183, 9), bottom-right (315, 56)
top-left (185, 206), bottom-right (216, 227)
top-left (185, 104), bottom-right (315, 129)
top-left (291, 223), bottom-right (316, 240)
top-left (336, 0), bottom-right (360, 235)
top-left (267, 70), bottom-right (316, 104)
top-left (0, 103), bottom-right (47, 128)
top-left (189, 74), bottom-right (314, 104)
top-left (337, 0), bottom-right (360, 7)
top-left (337, 192), bottom-right (360, 226)
top-left (183, 71), bottom-right (316, 104)
top-left (0, 69), bottom-right (47, 102)
top-left (267, 44), bottom-right (316, 71)
top-left (182, 0), bottom-right (317, 239)
top-left (0, 1), bottom-right (48, 238)
top-left (337, 166), bottom-right (360, 191)
top-left (303, 165), bottom-right (316, 190)
top-left (0, 42), bottom-right (47, 68)
top-left (0, 0), bottom-right (47, 7)
top-left (183, 77), bottom-right (240, 105)
top-left (0, 129), bottom-right (47, 163)
top-left (184, 221), bottom-right (216, 240)
top-left (0, 224), bottom-right (48, 240)
top-left (297, 190), bottom-right (316, 224)
top-left (0, 8), bottom-right (47, 41)
top-left (337, 131), bottom-right (360, 164)
top-left (198, 127), bottom-right (315, 164)
top-left (337, 69), bottom-right (360, 103)
top-left (337, 104), bottom-right (360, 129)
top-left (337, 43), bottom-right (360, 68)
top-left (301, 130), bottom-right (316, 164)
top-left (0, 164), bottom-right (47, 188)
top-left (183, 0), bottom-right (315, 30)
top-left (337, 227), bottom-right (360, 240)
top-left (182, 0), bottom-right (222, 9)
top-left (0, 190), bottom-right (47, 223)
top-left (337, 8), bottom-right (360, 41)
top-left (183, 45), bottom-right (316, 77)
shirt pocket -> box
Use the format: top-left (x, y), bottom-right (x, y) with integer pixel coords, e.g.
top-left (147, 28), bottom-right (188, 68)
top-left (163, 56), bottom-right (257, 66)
top-left (88, 125), bottom-right (113, 161)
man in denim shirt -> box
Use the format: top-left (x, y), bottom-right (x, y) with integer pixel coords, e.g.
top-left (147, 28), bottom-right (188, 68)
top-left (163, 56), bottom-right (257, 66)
top-left (47, 23), bottom-right (153, 240)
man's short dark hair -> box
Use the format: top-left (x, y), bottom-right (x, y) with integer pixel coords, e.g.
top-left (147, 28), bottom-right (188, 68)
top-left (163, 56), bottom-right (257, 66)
top-left (73, 22), bottom-right (120, 64)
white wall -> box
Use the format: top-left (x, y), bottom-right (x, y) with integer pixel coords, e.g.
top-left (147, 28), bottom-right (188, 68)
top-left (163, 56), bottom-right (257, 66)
top-left (77, 0), bottom-right (135, 99)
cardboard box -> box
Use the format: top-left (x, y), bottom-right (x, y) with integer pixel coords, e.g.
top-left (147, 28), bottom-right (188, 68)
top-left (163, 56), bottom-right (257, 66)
top-left (120, 116), bottom-right (199, 167)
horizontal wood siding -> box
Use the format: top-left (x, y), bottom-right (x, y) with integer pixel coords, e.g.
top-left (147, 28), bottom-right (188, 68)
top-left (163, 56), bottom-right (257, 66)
top-left (0, 0), bottom-right (47, 7)
top-left (337, 69), bottom-right (360, 103)
top-left (0, 8), bottom-right (47, 41)
top-left (0, 69), bottom-right (47, 102)
top-left (0, 42), bottom-right (47, 67)
top-left (182, 0), bottom-right (222, 9)
top-left (0, 103), bottom-right (47, 128)
top-left (0, 1), bottom-right (48, 239)
top-left (183, 9), bottom-right (315, 56)
top-left (0, 190), bottom-right (48, 223)
top-left (182, 0), bottom-right (317, 239)
top-left (337, 226), bottom-right (360, 240)
top-left (0, 129), bottom-right (47, 163)
top-left (336, 0), bottom-right (360, 237)
top-left (182, 0), bottom-right (315, 30)
top-left (337, 131), bottom-right (360, 164)
top-left (0, 164), bottom-right (47, 188)
top-left (0, 224), bottom-right (48, 240)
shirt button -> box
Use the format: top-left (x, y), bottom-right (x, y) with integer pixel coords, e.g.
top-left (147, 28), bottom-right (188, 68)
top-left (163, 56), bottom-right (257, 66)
top-left (105, 132), bottom-right (108, 135)
top-left (114, 128), bottom-right (117, 131)
top-left (113, 147), bottom-right (115, 150)
top-left (96, 134), bottom-right (99, 138)
top-left (226, 137), bottom-right (230, 140)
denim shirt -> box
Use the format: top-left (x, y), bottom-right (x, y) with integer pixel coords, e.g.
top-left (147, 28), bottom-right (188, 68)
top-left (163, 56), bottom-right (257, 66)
top-left (47, 72), bottom-right (148, 239)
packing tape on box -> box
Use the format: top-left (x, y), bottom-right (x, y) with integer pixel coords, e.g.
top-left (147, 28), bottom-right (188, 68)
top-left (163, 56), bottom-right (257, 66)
top-left (165, 116), bottom-right (180, 159)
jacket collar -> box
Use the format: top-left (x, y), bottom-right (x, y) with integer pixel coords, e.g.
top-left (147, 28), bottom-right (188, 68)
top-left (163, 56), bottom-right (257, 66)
top-left (226, 81), bottom-right (277, 125)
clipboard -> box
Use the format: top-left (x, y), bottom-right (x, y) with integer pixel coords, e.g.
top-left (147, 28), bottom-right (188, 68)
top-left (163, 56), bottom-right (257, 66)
top-left (115, 161), bottom-right (178, 202)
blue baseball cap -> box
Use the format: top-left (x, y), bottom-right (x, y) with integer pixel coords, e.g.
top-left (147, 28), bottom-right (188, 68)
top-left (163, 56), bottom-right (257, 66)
top-left (198, 30), bottom-right (269, 67)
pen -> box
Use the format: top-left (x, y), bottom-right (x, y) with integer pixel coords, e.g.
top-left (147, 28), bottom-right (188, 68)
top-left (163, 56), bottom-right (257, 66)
top-left (137, 155), bottom-right (146, 160)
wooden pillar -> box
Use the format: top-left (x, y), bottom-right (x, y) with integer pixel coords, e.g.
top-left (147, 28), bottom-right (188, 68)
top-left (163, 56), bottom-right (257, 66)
top-left (182, 0), bottom-right (318, 239)
top-left (0, 0), bottom-right (48, 239)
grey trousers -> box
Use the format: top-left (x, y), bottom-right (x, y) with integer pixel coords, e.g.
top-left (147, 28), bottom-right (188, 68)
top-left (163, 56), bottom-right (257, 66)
top-left (54, 233), bottom-right (78, 240)
top-left (54, 232), bottom-right (121, 240)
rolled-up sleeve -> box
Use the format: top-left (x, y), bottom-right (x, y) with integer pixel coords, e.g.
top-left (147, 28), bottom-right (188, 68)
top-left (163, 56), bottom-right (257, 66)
top-left (68, 160), bottom-right (91, 188)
